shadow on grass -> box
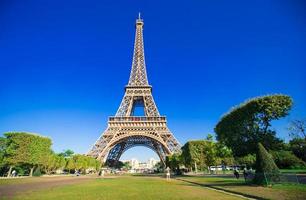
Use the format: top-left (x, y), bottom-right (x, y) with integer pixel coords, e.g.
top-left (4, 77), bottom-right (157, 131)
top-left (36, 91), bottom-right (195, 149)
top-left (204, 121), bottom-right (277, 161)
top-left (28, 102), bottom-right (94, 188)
top-left (131, 173), bottom-right (164, 178)
top-left (176, 178), bottom-right (268, 200)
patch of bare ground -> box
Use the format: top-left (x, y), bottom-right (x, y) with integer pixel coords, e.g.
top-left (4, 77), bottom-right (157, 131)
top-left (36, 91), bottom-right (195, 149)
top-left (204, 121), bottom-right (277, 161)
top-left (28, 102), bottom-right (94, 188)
top-left (0, 176), bottom-right (96, 198)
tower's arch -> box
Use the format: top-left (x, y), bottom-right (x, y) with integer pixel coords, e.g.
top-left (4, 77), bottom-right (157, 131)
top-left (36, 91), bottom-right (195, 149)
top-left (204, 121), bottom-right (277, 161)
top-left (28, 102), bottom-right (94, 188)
top-left (103, 134), bottom-right (170, 165)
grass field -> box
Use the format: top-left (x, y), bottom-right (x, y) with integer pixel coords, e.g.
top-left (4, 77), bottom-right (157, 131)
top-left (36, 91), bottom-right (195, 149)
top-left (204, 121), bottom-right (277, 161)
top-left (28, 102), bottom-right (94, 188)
top-left (0, 176), bottom-right (241, 200)
top-left (0, 175), bottom-right (305, 200)
top-left (178, 176), bottom-right (306, 200)
top-left (280, 169), bottom-right (306, 174)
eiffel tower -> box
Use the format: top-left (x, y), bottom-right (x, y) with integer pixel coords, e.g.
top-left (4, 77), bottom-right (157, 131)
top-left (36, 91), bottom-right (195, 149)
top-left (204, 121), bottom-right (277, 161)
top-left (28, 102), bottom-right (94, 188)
top-left (88, 15), bottom-right (181, 165)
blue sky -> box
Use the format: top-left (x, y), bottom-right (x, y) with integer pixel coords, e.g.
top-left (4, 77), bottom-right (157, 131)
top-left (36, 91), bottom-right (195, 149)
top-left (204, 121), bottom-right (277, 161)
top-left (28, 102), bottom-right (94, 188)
top-left (0, 0), bottom-right (305, 162)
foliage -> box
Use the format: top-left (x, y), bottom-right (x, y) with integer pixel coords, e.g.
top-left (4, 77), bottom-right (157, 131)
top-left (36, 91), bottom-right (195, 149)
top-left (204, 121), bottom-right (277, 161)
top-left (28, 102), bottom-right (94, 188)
top-left (3, 132), bottom-right (52, 176)
top-left (215, 94), bottom-right (292, 157)
top-left (66, 154), bottom-right (100, 173)
top-left (271, 150), bottom-right (306, 169)
top-left (58, 149), bottom-right (74, 158)
top-left (66, 157), bottom-right (76, 172)
top-left (0, 132), bottom-right (101, 176)
top-left (0, 137), bottom-right (6, 169)
top-left (254, 143), bottom-right (279, 185)
top-left (288, 119), bottom-right (306, 139)
top-left (181, 139), bottom-right (233, 170)
top-left (166, 153), bottom-right (182, 173)
top-left (122, 161), bottom-right (131, 170)
top-left (33, 166), bottom-right (42, 177)
top-left (236, 154), bottom-right (256, 168)
top-left (43, 152), bottom-right (67, 174)
top-left (154, 161), bottom-right (164, 172)
top-left (14, 165), bottom-right (29, 176)
top-left (289, 138), bottom-right (306, 162)
top-left (255, 143), bottom-right (279, 173)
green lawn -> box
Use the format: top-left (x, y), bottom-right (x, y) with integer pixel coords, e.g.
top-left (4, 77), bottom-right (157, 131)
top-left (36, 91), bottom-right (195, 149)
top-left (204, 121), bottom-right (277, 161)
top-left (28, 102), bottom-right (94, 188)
top-left (1, 175), bottom-right (305, 200)
top-left (1, 176), bottom-right (241, 200)
top-left (178, 176), bottom-right (306, 200)
top-left (280, 169), bottom-right (306, 174)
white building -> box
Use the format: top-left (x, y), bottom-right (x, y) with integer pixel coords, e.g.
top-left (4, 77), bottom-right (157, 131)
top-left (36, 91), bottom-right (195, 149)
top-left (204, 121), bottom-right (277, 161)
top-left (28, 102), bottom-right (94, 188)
top-left (125, 158), bottom-right (159, 173)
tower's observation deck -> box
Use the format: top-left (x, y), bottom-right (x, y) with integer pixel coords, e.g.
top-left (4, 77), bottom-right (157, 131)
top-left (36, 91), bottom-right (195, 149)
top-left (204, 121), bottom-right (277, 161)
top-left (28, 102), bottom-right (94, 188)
top-left (109, 116), bottom-right (166, 122)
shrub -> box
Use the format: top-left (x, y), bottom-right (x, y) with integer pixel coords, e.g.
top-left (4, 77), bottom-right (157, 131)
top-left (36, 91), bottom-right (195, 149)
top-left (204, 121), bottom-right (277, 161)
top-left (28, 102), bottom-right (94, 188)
top-left (254, 143), bottom-right (279, 185)
top-left (33, 167), bottom-right (42, 177)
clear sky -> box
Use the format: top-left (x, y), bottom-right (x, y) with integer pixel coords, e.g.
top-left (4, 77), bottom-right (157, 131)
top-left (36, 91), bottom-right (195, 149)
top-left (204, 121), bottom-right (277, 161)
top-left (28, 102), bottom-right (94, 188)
top-left (0, 0), bottom-right (305, 162)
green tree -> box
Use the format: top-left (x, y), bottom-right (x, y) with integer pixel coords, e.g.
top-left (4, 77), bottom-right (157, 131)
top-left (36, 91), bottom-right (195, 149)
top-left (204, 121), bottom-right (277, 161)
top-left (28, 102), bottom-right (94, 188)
top-left (215, 94), bottom-right (292, 157)
top-left (236, 154), bottom-right (256, 168)
top-left (181, 141), bottom-right (207, 170)
top-left (3, 132), bottom-right (52, 177)
top-left (66, 157), bottom-right (76, 173)
top-left (289, 138), bottom-right (306, 162)
top-left (154, 162), bottom-right (164, 172)
top-left (68, 154), bottom-right (100, 174)
top-left (181, 139), bottom-right (231, 171)
top-left (271, 150), bottom-right (306, 169)
top-left (166, 153), bottom-right (182, 173)
top-left (58, 149), bottom-right (74, 158)
top-left (0, 137), bottom-right (6, 169)
top-left (215, 143), bottom-right (234, 166)
top-left (122, 161), bottom-right (132, 170)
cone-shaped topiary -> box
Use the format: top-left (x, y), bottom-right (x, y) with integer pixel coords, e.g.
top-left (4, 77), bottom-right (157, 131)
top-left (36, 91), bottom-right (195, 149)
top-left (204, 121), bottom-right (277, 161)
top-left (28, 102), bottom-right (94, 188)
top-left (254, 143), bottom-right (280, 185)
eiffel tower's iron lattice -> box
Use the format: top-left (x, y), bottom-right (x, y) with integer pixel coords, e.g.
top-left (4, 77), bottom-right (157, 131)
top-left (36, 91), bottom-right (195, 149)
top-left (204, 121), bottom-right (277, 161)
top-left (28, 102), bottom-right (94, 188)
top-left (87, 15), bottom-right (181, 165)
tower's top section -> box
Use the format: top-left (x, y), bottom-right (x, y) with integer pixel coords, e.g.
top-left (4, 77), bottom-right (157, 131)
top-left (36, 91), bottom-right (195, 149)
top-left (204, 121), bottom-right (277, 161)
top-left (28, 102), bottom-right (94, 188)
top-left (127, 14), bottom-right (149, 87)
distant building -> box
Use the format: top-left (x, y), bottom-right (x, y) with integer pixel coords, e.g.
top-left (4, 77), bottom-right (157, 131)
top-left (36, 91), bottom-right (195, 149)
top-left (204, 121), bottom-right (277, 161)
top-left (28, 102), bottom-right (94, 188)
top-left (130, 158), bottom-right (139, 169)
top-left (124, 158), bottom-right (159, 173)
top-left (148, 158), bottom-right (159, 169)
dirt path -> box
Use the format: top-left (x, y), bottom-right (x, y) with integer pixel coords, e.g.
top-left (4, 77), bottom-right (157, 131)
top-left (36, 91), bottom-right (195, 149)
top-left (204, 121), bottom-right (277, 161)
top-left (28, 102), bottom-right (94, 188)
top-left (0, 176), bottom-right (95, 198)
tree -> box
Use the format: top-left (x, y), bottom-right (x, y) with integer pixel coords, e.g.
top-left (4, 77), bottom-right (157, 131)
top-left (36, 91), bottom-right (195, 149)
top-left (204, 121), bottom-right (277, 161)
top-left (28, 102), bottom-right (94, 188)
top-left (166, 153), bottom-right (182, 174)
top-left (288, 119), bottom-right (306, 140)
top-left (289, 138), bottom-right (306, 162)
top-left (271, 150), bottom-right (306, 169)
top-left (215, 142), bottom-right (234, 166)
top-left (58, 149), bottom-right (74, 158)
top-left (3, 132), bottom-right (52, 177)
top-left (67, 154), bottom-right (100, 174)
top-left (181, 139), bottom-right (232, 171)
top-left (236, 154), bottom-right (256, 168)
top-left (181, 141), bottom-right (208, 171)
top-left (42, 152), bottom-right (67, 174)
top-left (66, 157), bottom-right (76, 173)
top-left (215, 94), bottom-right (292, 157)
top-left (122, 161), bottom-right (132, 170)
top-left (288, 119), bottom-right (306, 162)
top-left (0, 137), bottom-right (6, 169)
top-left (254, 143), bottom-right (279, 185)
top-left (154, 162), bottom-right (164, 172)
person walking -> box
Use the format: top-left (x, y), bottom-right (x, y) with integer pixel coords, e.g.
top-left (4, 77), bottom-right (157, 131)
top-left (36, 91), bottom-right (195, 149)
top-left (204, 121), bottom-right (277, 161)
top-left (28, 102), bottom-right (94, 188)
top-left (12, 170), bottom-right (17, 177)
top-left (234, 168), bottom-right (240, 179)
top-left (166, 167), bottom-right (170, 181)
top-left (243, 168), bottom-right (248, 182)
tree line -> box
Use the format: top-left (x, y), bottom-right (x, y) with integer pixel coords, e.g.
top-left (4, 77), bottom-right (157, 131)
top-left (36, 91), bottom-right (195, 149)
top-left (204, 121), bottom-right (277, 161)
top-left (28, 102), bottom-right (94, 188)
top-left (0, 132), bottom-right (100, 177)
top-left (1, 94), bottom-right (305, 183)
top-left (166, 95), bottom-right (306, 181)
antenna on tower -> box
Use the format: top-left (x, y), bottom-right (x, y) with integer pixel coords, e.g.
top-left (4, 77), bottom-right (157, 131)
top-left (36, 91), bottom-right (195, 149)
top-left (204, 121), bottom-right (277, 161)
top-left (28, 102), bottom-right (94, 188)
top-left (138, 12), bottom-right (141, 19)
